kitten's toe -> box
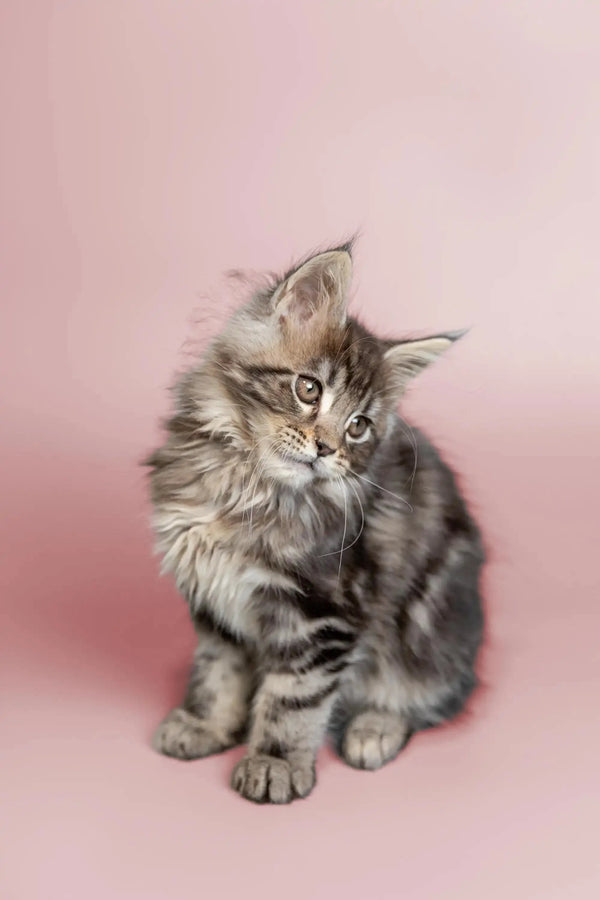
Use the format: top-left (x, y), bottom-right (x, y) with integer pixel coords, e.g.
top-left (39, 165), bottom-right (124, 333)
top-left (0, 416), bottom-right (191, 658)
top-left (152, 707), bottom-right (233, 760)
top-left (231, 754), bottom-right (316, 804)
top-left (341, 710), bottom-right (410, 770)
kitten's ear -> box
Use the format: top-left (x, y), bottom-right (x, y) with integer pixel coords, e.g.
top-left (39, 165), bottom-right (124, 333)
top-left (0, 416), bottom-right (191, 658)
top-left (383, 330), bottom-right (467, 393)
top-left (272, 249), bottom-right (352, 328)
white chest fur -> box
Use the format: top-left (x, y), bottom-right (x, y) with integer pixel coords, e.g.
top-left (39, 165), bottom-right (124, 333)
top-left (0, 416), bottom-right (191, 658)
top-left (152, 510), bottom-right (297, 641)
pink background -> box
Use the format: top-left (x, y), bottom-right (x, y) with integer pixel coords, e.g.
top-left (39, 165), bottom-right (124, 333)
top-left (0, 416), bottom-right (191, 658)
top-left (2, 2), bottom-right (599, 898)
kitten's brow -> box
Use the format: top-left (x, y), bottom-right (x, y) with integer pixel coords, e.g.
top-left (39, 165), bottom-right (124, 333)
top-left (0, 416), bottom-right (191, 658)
top-left (242, 365), bottom-right (296, 378)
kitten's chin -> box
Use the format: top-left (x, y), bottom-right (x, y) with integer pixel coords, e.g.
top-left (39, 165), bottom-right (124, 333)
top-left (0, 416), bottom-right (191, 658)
top-left (266, 457), bottom-right (317, 487)
top-left (266, 454), bottom-right (338, 486)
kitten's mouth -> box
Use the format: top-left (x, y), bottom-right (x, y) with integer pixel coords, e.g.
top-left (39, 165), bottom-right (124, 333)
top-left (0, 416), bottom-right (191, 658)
top-left (283, 457), bottom-right (343, 485)
top-left (271, 450), bottom-right (323, 480)
top-left (286, 456), bottom-right (317, 470)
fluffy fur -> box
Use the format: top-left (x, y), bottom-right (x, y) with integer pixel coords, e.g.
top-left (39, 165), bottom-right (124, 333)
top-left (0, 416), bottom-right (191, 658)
top-left (146, 244), bottom-right (485, 803)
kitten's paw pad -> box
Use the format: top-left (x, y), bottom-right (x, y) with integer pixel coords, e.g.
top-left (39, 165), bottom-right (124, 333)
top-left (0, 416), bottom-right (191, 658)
top-left (231, 754), bottom-right (316, 804)
top-left (341, 711), bottom-right (409, 770)
top-left (152, 708), bottom-right (230, 760)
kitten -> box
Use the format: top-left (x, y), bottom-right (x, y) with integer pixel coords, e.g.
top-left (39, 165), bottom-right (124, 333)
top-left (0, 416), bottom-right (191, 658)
top-left (147, 243), bottom-right (484, 804)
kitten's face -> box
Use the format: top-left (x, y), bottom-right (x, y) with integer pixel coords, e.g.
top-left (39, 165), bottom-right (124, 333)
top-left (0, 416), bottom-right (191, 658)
top-left (222, 324), bottom-right (391, 486)
top-left (207, 247), bottom-right (459, 487)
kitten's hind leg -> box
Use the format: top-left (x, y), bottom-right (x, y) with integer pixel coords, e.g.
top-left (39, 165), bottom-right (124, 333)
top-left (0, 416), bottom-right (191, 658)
top-left (153, 617), bottom-right (254, 760)
top-left (340, 709), bottom-right (411, 770)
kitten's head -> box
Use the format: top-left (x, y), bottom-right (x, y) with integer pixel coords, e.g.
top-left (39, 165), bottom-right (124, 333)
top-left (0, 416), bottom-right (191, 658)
top-left (201, 245), bottom-right (462, 486)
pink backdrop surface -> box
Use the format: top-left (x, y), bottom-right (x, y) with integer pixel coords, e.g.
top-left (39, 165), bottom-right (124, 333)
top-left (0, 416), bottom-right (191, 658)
top-left (2, 2), bottom-right (599, 898)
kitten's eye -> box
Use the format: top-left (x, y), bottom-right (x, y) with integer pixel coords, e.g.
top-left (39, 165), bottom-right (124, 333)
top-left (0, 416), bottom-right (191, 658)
top-left (347, 415), bottom-right (370, 439)
top-left (295, 376), bottom-right (322, 405)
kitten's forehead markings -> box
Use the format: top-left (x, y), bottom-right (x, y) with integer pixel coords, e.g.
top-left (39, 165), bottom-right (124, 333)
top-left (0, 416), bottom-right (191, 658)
top-left (319, 367), bottom-right (347, 415)
top-left (365, 396), bottom-right (384, 421)
top-left (320, 388), bottom-right (336, 415)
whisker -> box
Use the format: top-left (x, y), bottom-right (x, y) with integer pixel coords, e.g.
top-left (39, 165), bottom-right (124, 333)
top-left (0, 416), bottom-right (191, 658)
top-left (246, 439), bottom-right (287, 524)
top-left (397, 416), bottom-right (418, 492)
top-left (317, 476), bottom-right (365, 560)
top-left (330, 323), bottom-right (353, 372)
top-left (248, 452), bottom-right (273, 532)
top-left (334, 336), bottom-right (379, 372)
top-left (348, 468), bottom-right (414, 512)
top-left (337, 476), bottom-right (348, 581)
top-left (241, 437), bottom-right (284, 526)
top-left (343, 478), bottom-right (366, 552)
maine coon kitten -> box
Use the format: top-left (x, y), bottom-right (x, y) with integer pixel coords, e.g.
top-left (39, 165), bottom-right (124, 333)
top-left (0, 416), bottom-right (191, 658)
top-left (147, 244), bottom-right (484, 804)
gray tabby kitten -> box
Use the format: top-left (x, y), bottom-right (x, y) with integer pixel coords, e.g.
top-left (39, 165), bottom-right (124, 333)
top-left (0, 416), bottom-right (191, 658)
top-left (147, 244), bottom-right (484, 804)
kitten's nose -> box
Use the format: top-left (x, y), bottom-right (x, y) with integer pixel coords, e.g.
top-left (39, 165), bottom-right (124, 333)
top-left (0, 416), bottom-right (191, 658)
top-left (315, 438), bottom-right (336, 457)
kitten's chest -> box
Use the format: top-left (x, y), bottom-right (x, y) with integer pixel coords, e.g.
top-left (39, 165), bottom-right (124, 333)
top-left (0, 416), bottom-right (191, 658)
top-left (153, 471), bottom-right (350, 638)
top-left (156, 511), bottom-right (304, 639)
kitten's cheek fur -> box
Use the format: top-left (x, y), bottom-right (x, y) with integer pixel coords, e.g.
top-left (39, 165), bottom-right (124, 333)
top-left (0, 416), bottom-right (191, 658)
top-left (231, 754), bottom-right (316, 804)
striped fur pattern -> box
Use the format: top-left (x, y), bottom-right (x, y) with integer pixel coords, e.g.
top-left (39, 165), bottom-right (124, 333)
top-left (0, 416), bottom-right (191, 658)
top-left (147, 245), bottom-right (485, 803)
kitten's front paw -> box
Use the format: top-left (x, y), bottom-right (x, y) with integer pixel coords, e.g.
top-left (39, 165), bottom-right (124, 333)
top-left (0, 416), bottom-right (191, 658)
top-left (231, 754), bottom-right (316, 804)
top-left (153, 707), bottom-right (234, 760)
top-left (341, 710), bottom-right (410, 770)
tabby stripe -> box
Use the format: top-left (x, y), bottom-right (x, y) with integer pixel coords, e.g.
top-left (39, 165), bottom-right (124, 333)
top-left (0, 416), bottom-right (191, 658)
top-left (276, 639), bottom-right (312, 661)
top-left (300, 644), bottom-right (350, 670)
top-left (194, 608), bottom-right (242, 646)
top-left (323, 658), bottom-right (351, 675)
top-left (271, 679), bottom-right (339, 713)
top-left (264, 626), bottom-right (354, 662)
top-left (404, 549), bottom-right (446, 603)
top-left (273, 633), bottom-right (355, 674)
top-left (292, 582), bottom-right (339, 620)
top-left (357, 374), bottom-right (374, 406)
top-left (326, 368), bottom-right (338, 388)
top-left (242, 365), bottom-right (296, 378)
top-left (236, 383), bottom-right (271, 407)
top-left (312, 625), bottom-right (355, 644)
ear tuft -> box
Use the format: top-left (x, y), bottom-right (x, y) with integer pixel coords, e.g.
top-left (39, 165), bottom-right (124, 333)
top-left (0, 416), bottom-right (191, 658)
top-left (442, 328), bottom-right (470, 342)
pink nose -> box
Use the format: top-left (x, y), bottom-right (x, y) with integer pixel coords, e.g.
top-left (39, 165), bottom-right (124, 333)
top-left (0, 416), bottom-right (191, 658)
top-left (316, 439), bottom-right (336, 457)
